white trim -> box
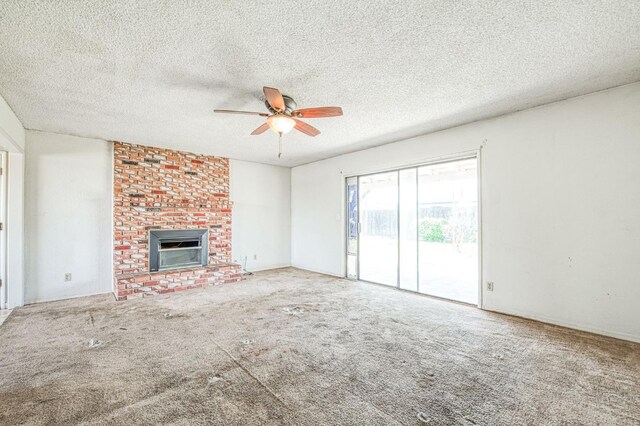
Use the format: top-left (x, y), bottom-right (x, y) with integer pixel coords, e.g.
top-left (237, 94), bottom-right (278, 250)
top-left (476, 148), bottom-right (483, 309)
top-left (292, 263), bottom-right (640, 343)
top-left (24, 291), bottom-right (113, 306)
top-left (341, 148), bottom-right (481, 179)
top-left (5, 152), bottom-right (24, 308)
top-left (483, 307), bottom-right (640, 344)
top-left (339, 174), bottom-right (348, 278)
top-left (110, 142), bottom-right (115, 295)
top-left (0, 126), bottom-right (23, 154)
top-left (0, 151), bottom-right (7, 309)
top-left (0, 308), bottom-right (12, 326)
top-left (290, 264), bottom-right (344, 278)
top-left (244, 264), bottom-right (292, 273)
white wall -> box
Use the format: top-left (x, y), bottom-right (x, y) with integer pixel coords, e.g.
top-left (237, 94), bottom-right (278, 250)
top-left (25, 131), bottom-right (113, 304)
top-left (230, 159), bottom-right (291, 272)
top-left (22, 136), bottom-right (291, 304)
top-left (291, 82), bottom-right (640, 342)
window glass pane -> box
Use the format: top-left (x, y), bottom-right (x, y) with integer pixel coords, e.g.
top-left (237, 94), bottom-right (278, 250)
top-left (418, 158), bottom-right (478, 304)
top-left (358, 171), bottom-right (398, 286)
top-left (159, 248), bottom-right (202, 270)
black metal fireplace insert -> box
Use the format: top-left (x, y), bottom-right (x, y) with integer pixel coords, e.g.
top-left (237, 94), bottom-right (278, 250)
top-left (149, 229), bottom-right (208, 272)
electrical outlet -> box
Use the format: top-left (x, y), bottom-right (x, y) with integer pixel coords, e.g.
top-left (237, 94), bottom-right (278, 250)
top-left (64, 273), bottom-right (72, 282)
top-left (253, 254), bottom-right (257, 260)
top-left (487, 281), bottom-right (494, 291)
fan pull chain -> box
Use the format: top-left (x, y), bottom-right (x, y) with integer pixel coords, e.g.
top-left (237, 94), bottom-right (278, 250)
top-left (278, 133), bottom-right (283, 158)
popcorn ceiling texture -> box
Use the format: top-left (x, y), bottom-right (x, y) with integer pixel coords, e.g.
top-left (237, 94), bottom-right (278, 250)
top-left (113, 142), bottom-right (240, 300)
top-left (1, 1), bottom-right (639, 166)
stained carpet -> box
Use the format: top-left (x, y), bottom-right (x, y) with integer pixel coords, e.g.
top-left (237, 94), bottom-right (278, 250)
top-left (0, 268), bottom-right (638, 425)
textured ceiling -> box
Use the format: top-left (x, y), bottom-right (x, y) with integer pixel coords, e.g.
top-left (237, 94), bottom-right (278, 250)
top-left (1, 1), bottom-right (639, 166)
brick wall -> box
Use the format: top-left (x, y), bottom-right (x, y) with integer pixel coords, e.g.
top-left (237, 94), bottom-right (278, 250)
top-left (113, 142), bottom-right (240, 300)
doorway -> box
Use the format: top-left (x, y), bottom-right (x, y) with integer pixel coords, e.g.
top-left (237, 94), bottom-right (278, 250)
top-left (345, 156), bottom-right (480, 305)
top-left (0, 151), bottom-right (6, 310)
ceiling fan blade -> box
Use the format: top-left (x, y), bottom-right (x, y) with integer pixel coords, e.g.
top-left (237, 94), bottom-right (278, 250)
top-left (293, 118), bottom-right (320, 137)
top-left (250, 122), bottom-right (270, 135)
top-left (263, 87), bottom-right (285, 112)
top-left (292, 107), bottom-right (343, 118)
top-left (214, 109), bottom-right (268, 117)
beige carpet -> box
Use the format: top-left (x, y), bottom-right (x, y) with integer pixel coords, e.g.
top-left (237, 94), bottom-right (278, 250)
top-left (0, 268), bottom-right (638, 425)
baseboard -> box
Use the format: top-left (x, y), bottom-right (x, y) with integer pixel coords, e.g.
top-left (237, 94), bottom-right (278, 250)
top-left (288, 266), bottom-right (639, 344)
top-left (25, 291), bottom-right (114, 306)
top-left (290, 265), bottom-right (344, 278)
top-left (0, 309), bottom-right (13, 327)
top-left (482, 306), bottom-right (640, 344)
top-left (246, 264), bottom-right (292, 273)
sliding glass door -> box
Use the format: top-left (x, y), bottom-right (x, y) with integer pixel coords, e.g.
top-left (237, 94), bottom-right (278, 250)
top-left (417, 159), bottom-right (478, 304)
top-left (346, 157), bottom-right (479, 305)
top-left (358, 171), bottom-right (398, 286)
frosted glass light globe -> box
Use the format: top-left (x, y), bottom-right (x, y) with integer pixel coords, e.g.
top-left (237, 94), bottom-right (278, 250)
top-left (267, 114), bottom-right (296, 134)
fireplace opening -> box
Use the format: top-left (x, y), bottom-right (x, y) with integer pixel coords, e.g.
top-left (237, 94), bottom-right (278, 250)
top-left (160, 240), bottom-right (199, 249)
top-left (149, 229), bottom-right (208, 272)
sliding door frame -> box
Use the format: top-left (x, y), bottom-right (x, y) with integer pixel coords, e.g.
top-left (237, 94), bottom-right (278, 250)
top-left (345, 176), bottom-right (359, 280)
top-left (343, 150), bottom-right (483, 308)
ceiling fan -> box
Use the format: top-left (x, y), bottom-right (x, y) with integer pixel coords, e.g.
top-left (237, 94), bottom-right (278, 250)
top-left (214, 86), bottom-right (343, 158)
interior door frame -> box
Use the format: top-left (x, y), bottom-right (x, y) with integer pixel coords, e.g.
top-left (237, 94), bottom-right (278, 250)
top-left (0, 151), bottom-right (7, 310)
top-left (343, 150), bottom-right (483, 308)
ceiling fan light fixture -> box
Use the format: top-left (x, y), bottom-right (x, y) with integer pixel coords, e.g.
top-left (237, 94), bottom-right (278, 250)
top-left (267, 114), bottom-right (296, 135)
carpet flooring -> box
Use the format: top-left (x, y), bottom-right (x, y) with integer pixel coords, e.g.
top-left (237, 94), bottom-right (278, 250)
top-left (0, 268), bottom-right (638, 425)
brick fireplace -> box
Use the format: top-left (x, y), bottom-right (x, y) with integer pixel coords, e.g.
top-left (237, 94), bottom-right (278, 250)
top-left (113, 142), bottom-right (241, 300)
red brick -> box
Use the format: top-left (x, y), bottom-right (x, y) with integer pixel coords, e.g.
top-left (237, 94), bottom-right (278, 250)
top-left (113, 142), bottom-right (239, 300)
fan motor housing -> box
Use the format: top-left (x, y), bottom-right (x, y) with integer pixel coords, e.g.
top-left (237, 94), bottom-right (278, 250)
top-left (265, 95), bottom-right (297, 115)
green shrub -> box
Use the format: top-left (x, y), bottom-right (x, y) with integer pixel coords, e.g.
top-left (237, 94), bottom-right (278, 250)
top-left (419, 220), bottom-right (447, 242)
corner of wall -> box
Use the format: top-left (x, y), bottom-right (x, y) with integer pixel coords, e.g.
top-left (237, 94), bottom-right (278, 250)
top-left (229, 160), bottom-right (293, 272)
top-left (109, 141), bottom-right (115, 298)
top-left (0, 93), bottom-right (25, 154)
